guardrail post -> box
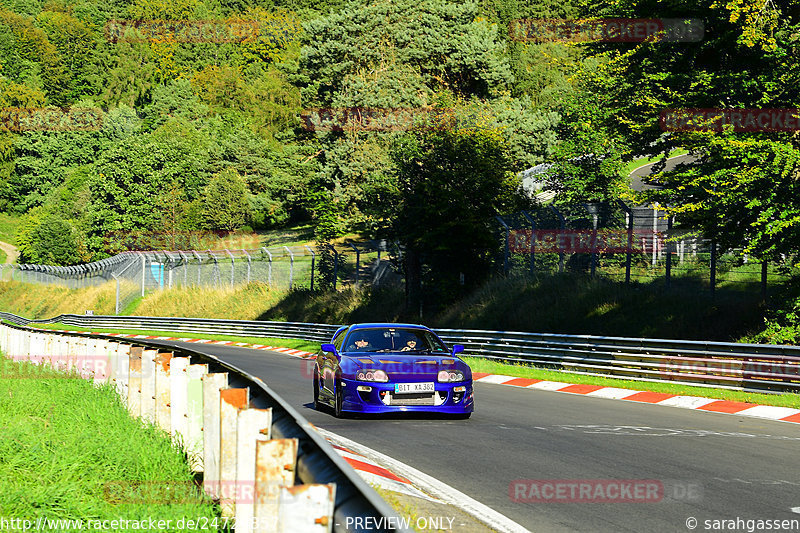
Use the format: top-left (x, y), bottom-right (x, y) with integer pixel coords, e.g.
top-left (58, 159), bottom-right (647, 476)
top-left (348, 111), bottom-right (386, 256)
top-left (140, 349), bottom-right (158, 423)
top-left (112, 342), bottom-right (130, 400)
top-left (127, 346), bottom-right (144, 417)
top-left (276, 484), bottom-right (336, 533)
top-left (202, 372), bottom-right (229, 499)
top-left (187, 363), bottom-right (208, 472)
top-left (254, 439), bottom-right (299, 533)
top-left (155, 352), bottom-right (173, 432)
top-left (219, 388), bottom-right (250, 518)
top-left (169, 357), bottom-right (191, 447)
top-left (235, 408), bottom-right (273, 533)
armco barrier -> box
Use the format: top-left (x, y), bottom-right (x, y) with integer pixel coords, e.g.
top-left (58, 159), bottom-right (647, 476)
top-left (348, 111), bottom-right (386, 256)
top-left (2, 312), bottom-right (799, 394)
top-left (0, 320), bottom-right (411, 533)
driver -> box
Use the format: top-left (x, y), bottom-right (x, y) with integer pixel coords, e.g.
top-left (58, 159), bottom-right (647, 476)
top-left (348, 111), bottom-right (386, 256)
top-left (348, 336), bottom-right (373, 351)
top-left (400, 338), bottom-right (420, 351)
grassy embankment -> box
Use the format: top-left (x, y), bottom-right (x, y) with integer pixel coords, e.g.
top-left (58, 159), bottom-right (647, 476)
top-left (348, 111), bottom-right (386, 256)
top-left (0, 356), bottom-right (221, 529)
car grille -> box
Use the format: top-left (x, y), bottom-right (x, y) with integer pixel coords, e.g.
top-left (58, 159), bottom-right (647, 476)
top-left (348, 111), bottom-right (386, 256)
top-left (388, 393), bottom-right (436, 406)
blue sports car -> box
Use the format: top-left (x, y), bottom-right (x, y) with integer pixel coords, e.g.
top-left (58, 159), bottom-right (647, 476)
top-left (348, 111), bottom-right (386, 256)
top-left (312, 323), bottom-right (474, 418)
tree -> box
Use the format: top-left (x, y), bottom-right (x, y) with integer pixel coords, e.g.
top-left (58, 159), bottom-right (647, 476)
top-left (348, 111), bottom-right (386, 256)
top-left (201, 168), bottom-right (250, 231)
top-left (389, 127), bottom-right (527, 312)
top-left (17, 210), bottom-right (83, 265)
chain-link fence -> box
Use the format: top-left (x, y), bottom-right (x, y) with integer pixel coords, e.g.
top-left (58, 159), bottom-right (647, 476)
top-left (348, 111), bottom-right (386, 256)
top-left (497, 203), bottom-right (796, 293)
top-left (6, 241), bottom-right (408, 314)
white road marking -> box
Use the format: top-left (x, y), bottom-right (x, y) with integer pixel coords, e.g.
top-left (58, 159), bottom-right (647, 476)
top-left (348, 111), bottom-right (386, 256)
top-left (316, 427), bottom-right (531, 533)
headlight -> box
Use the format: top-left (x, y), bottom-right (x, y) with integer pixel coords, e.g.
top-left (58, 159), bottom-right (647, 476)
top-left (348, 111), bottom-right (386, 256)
top-left (356, 369), bottom-right (388, 382)
top-left (437, 370), bottom-right (464, 382)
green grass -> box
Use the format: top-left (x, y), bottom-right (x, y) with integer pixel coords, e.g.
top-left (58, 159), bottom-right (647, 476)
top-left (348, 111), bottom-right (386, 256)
top-left (463, 356), bottom-right (800, 408)
top-left (26, 322), bottom-right (321, 354)
top-left (0, 212), bottom-right (20, 244)
top-left (0, 355), bottom-right (222, 529)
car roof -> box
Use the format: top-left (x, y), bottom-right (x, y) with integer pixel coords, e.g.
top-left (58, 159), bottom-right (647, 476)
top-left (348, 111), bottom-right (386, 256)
top-left (346, 323), bottom-right (432, 332)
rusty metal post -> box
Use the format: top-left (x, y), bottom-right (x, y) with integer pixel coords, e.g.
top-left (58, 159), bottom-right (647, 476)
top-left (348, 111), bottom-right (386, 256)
top-left (127, 346), bottom-right (144, 417)
top-left (254, 439), bottom-right (299, 533)
top-left (140, 349), bottom-right (158, 423)
top-left (113, 342), bottom-right (130, 400)
top-left (187, 363), bottom-right (208, 472)
top-left (202, 373), bottom-right (229, 499)
top-left (276, 484), bottom-right (336, 533)
top-left (235, 408), bottom-right (273, 533)
top-left (219, 388), bottom-right (250, 518)
top-left (155, 352), bottom-right (173, 433)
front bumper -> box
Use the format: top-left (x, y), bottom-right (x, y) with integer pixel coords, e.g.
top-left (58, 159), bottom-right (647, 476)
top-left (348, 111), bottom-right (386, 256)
top-left (339, 379), bottom-right (474, 414)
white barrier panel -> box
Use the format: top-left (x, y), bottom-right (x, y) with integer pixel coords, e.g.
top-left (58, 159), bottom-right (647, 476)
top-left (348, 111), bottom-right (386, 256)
top-left (234, 408), bottom-right (272, 533)
top-left (253, 439), bottom-right (298, 533)
top-left (202, 373), bottom-right (228, 500)
top-left (276, 484), bottom-right (336, 533)
top-left (127, 346), bottom-right (143, 417)
top-left (170, 357), bottom-right (191, 446)
top-left (219, 388), bottom-right (249, 518)
top-left (155, 352), bottom-right (173, 432)
top-left (140, 349), bottom-right (158, 423)
top-left (186, 363), bottom-right (208, 472)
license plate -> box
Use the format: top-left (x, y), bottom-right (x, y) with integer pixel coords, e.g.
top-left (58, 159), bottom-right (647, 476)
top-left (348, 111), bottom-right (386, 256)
top-left (394, 382), bottom-right (434, 394)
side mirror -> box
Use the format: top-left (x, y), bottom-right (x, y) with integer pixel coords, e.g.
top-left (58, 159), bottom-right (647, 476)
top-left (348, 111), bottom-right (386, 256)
top-left (321, 343), bottom-right (337, 355)
top-left (451, 344), bottom-right (464, 355)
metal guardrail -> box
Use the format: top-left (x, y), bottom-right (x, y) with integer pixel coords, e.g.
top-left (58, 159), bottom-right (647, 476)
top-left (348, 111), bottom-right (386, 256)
top-left (0, 318), bottom-right (410, 533)
top-left (2, 312), bottom-right (799, 393)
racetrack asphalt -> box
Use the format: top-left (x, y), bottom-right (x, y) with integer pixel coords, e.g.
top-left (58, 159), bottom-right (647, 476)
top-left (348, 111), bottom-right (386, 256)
top-left (145, 340), bottom-right (800, 533)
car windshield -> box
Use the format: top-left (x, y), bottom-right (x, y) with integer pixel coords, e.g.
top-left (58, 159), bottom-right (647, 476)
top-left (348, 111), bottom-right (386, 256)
top-left (343, 328), bottom-right (448, 353)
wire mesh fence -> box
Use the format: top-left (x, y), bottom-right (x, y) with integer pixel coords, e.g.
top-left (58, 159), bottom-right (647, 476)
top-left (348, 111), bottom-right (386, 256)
top-left (5, 241), bottom-right (407, 314)
top-left (496, 203), bottom-right (796, 292)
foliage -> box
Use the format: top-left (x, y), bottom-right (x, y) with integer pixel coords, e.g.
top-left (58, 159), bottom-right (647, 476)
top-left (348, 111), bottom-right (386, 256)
top-left (201, 167), bottom-right (251, 231)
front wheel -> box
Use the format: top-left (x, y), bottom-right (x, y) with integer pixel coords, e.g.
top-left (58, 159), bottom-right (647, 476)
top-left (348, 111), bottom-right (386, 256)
top-left (313, 371), bottom-right (321, 411)
top-left (334, 381), bottom-right (344, 418)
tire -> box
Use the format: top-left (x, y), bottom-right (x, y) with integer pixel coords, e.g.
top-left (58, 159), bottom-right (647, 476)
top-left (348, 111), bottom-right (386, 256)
top-left (334, 381), bottom-right (344, 418)
top-left (313, 371), bottom-right (321, 411)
